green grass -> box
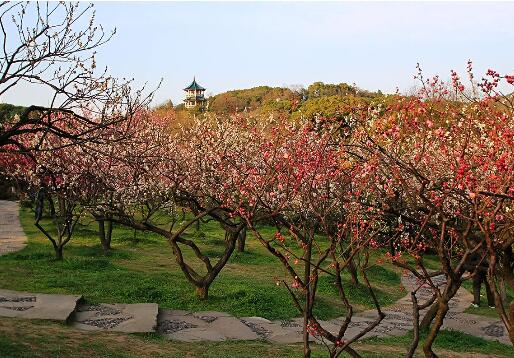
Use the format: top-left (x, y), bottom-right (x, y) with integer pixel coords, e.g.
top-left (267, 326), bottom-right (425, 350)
top-left (0, 317), bottom-right (317, 358)
top-left (0, 317), bottom-right (510, 358)
top-left (464, 305), bottom-right (500, 318)
top-left (363, 329), bottom-right (513, 357)
top-left (0, 207), bottom-right (404, 320)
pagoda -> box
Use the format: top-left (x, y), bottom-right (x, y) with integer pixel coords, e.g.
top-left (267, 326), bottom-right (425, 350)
top-left (183, 77), bottom-right (206, 109)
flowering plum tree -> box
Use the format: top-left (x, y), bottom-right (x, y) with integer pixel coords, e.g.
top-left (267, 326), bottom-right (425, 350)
top-left (0, 2), bottom-right (155, 153)
top-left (0, 109), bottom-right (157, 258)
top-left (78, 113), bottom-right (248, 299)
top-left (354, 63), bottom-right (514, 354)
top-left (191, 114), bottom-right (388, 358)
top-left (2, 124), bottom-right (97, 259)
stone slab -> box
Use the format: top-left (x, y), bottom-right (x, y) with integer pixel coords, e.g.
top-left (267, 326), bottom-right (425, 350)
top-left (158, 309), bottom-right (260, 341)
top-left (157, 309), bottom-right (210, 340)
top-left (0, 289), bottom-right (81, 321)
top-left (71, 303), bottom-right (158, 333)
top-left (166, 327), bottom-right (227, 342)
top-left (209, 316), bottom-right (259, 340)
top-left (267, 329), bottom-right (304, 343)
top-left (240, 317), bottom-right (276, 340)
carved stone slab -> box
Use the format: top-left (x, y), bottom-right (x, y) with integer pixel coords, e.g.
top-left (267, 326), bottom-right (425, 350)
top-left (71, 303), bottom-right (158, 333)
top-left (0, 289), bottom-right (81, 321)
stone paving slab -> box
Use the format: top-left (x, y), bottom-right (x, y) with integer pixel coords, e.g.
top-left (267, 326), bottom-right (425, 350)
top-left (0, 200), bottom-right (27, 256)
top-left (0, 289), bottom-right (81, 321)
top-left (442, 313), bottom-right (511, 345)
top-left (209, 316), bottom-right (259, 340)
top-left (240, 317), bottom-right (276, 340)
top-left (158, 309), bottom-right (259, 341)
top-left (71, 303), bottom-right (158, 333)
top-left (266, 329), bottom-right (304, 343)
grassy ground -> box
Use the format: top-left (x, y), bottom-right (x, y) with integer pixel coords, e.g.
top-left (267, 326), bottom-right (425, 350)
top-left (0, 317), bottom-right (511, 358)
top-left (0, 207), bottom-right (404, 320)
top-left (364, 329), bottom-right (513, 357)
top-left (1, 206), bottom-right (512, 356)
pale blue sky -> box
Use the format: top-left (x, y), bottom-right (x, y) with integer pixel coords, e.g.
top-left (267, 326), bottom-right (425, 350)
top-left (4, 1), bottom-right (514, 106)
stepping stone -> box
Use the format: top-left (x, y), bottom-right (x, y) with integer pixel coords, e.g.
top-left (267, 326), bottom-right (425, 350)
top-left (158, 309), bottom-right (208, 332)
top-left (207, 316), bottom-right (259, 340)
top-left (0, 289), bottom-right (81, 321)
top-left (441, 313), bottom-right (511, 345)
top-left (158, 309), bottom-right (212, 341)
top-left (169, 328), bottom-right (226, 341)
top-left (159, 309), bottom-right (258, 341)
top-left (71, 303), bottom-right (158, 333)
top-left (267, 329), bottom-right (304, 343)
top-left (267, 318), bottom-right (304, 343)
top-left (240, 317), bottom-right (275, 339)
top-left (191, 310), bottom-right (232, 322)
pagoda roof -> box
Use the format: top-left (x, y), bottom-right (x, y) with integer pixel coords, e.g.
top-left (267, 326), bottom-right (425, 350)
top-left (184, 77), bottom-right (205, 91)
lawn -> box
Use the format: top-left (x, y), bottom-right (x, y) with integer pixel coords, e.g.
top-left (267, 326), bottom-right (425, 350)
top-left (1, 317), bottom-right (512, 358)
top-left (0, 207), bottom-right (404, 320)
top-left (1, 206), bottom-right (513, 356)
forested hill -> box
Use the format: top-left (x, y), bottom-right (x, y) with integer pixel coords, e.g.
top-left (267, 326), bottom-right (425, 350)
top-left (205, 82), bottom-right (385, 119)
top-left (0, 103), bottom-right (26, 123)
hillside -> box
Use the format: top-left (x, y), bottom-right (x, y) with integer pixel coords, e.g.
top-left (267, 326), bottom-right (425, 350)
top-left (207, 86), bottom-right (297, 114)
top-left (0, 103), bottom-right (26, 123)
top-left (204, 82), bottom-right (385, 119)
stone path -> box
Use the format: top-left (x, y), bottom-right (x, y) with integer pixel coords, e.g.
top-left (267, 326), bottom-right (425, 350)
top-left (152, 273), bottom-right (511, 346)
top-left (0, 200), bottom-right (27, 255)
top-left (0, 288), bottom-right (81, 321)
top-left (71, 302), bottom-right (159, 333)
top-left (0, 200), bottom-right (511, 346)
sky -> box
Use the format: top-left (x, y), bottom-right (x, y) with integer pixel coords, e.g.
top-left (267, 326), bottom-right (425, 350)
top-left (3, 1), bottom-right (514, 107)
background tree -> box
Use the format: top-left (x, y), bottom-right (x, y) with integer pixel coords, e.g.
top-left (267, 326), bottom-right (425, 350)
top-left (0, 2), bottom-right (155, 153)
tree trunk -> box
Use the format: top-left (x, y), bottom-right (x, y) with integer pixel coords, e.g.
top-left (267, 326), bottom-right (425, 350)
top-left (98, 219), bottom-right (112, 253)
top-left (195, 285), bottom-right (209, 300)
top-left (407, 292), bottom-right (420, 358)
top-left (423, 300), bottom-right (449, 358)
top-left (54, 245), bottom-right (64, 260)
top-left (107, 219), bottom-right (113, 242)
top-left (420, 301), bottom-right (439, 330)
top-left (498, 278), bottom-right (507, 308)
top-left (98, 219), bottom-right (106, 246)
top-left (47, 196), bottom-right (55, 217)
top-left (105, 219), bottom-right (113, 252)
top-left (237, 227), bottom-right (246, 252)
top-left (303, 240), bottom-right (313, 358)
top-left (348, 257), bottom-right (359, 286)
top-left (509, 301), bottom-right (514, 344)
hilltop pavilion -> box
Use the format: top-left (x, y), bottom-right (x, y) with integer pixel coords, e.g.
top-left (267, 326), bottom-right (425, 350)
top-left (183, 78), bottom-right (206, 109)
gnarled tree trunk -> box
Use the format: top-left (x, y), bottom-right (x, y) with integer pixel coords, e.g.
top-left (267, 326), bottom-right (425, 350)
top-left (98, 218), bottom-right (113, 253)
top-left (237, 226), bottom-right (246, 252)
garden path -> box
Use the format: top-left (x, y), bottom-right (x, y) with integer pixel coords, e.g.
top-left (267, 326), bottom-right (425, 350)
top-left (0, 200), bottom-right (27, 255)
top-left (0, 200), bottom-right (511, 347)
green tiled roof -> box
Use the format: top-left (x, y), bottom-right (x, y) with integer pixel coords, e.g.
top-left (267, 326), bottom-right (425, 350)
top-left (184, 77), bottom-right (206, 91)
